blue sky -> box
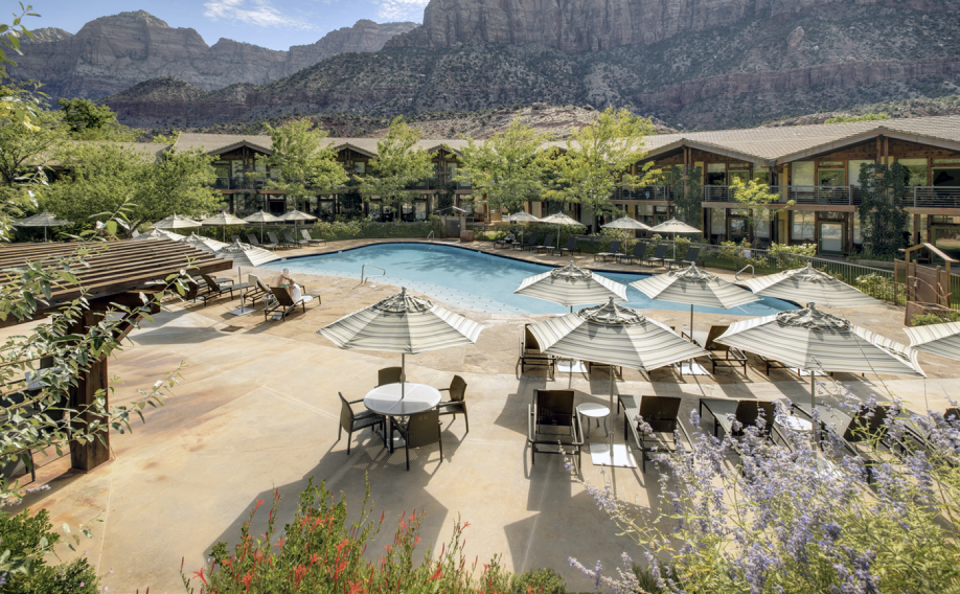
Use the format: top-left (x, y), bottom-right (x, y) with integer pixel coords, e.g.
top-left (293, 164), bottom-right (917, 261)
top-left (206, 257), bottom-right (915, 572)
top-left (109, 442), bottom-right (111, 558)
top-left (20, 0), bottom-right (426, 51)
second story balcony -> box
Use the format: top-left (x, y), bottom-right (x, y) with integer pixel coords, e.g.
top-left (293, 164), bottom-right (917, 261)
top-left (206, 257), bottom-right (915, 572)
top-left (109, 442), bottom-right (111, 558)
top-left (704, 185), bottom-right (853, 206)
top-left (613, 185), bottom-right (672, 201)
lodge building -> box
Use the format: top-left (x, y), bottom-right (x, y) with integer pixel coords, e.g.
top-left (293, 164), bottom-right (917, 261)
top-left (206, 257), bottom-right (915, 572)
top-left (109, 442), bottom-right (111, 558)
top-left (170, 115), bottom-right (960, 258)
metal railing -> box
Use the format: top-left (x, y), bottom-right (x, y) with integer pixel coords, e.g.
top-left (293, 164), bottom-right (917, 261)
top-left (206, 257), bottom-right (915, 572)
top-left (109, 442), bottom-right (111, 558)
top-left (426, 231), bottom-right (434, 242)
top-left (734, 264), bottom-right (754, 280)
top-left (613, 185), bottom-right (672, 201)
top-left (906, 186), bottom-right (960, 208)
top-left (361, 264), bottom-right (385, 284)
top-left (703, 185), bottom-right (855, 206)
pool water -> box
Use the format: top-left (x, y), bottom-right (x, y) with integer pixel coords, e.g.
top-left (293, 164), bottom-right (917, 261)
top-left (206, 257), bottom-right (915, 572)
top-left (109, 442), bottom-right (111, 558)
top-left (262, 243), bottom-right (797, 316)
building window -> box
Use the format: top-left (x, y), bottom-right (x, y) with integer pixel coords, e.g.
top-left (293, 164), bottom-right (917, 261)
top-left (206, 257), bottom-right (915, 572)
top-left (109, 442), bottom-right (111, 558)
top-left (899, 158), bottom-right (927, 186)
top-left (754, 209), bottom-right (771, 238)
top-left (792, 162), bottom-right (815, 187)
top-left (792, 212), bottom-right (815, 241)
top-left (752, 167), bottom-right (770, 185)
top-left (849, 160), bottom-right (872, 186)
top-left (706, 163), bottom-right (726, 186)
top-left (711, 210), bottom-right (726, 235)
top-left (818, 168), bottom-right (845, 186)
top-left (853, 212), bottom-right (862, 244)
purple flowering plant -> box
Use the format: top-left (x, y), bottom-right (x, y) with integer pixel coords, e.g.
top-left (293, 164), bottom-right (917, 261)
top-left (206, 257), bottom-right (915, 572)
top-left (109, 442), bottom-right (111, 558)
top-left (570, 374), bottom-right (960, 593)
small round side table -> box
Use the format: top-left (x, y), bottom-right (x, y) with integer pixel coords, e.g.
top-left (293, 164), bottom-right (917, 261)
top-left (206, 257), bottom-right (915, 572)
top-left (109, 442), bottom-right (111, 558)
top-left (577, 403), bottom-right (610, 438)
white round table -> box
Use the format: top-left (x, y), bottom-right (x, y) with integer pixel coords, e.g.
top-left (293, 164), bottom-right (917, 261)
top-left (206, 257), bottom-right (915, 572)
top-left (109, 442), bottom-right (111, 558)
top-left (364, 383), bottom-right (442, 452)
top-left (577, 403), bottom-right (610, 438)
top-left (776, 413), bottom-right (813, 433)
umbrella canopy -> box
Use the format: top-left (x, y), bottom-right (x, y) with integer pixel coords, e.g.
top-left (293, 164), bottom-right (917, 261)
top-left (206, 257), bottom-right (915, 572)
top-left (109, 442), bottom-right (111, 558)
top-left (601, 216), bottom-right (651, 231)
top-left (515, 260), bottom-right (627, 311)
top-left (650, 217), bottom-right (702, 259)
top-left (717, 303), bottom-right (924, 408)
top-left (904, 321), bottom-right (960, 361)
top-left (630, 263), bottom-right (761, 334)
top-left (132, 229), bottom-right (185, 241)
top-left (244, 210), bottom-right (283, 243)
top-left (215, 239), bottom-right (280, 268)
top-left (15, 212), bottom-right (73, 241)
top-left (150, 214), bottom-right (202, 230)
top-left (280, 209), bottom-right (318, 237)
top-left (538, 212), bottom-right (584, 249)
top-left (318, 288), bottom-right (483, 397)
top-left (737, 262), bottom-right (881, 308)
top-left (503, 211), bottom-right (541, 223)
top-left (183, 232), bottom-right (229, 253)
top-left (202, 211), bottom-right (247, 241)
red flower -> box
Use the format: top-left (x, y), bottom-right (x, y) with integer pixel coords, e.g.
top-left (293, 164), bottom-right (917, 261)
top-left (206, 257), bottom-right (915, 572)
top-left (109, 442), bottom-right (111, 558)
top-left (192, 568), bottom-right (208, 586)
top-left (241, 572), bottom-right (253, 594)
top-left (252, 499), bottom-right (265, 515)
top-left (427, 563), bottom-right (443, 582)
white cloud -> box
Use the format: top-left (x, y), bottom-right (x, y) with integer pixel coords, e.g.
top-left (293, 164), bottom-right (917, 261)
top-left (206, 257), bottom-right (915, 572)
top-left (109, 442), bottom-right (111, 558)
top-left (203, 0), bottom-right (315, 29)
top-left (377, 0), bottom-right (429, 22)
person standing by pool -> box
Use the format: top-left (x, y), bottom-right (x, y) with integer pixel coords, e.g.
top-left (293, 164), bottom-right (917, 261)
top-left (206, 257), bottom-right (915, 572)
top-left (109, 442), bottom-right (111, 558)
top-left (274, 268), bottom-right (302, 302)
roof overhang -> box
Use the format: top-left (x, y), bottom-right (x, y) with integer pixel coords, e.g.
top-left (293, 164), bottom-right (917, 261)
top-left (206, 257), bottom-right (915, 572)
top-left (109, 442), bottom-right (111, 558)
top-left (642, 138), bottom-right (769, 165)
top-left (333, 142), bottom-right (377, 159)
top-left (208, 140), bottom-right (272, 157)
top-left (777, 128), bottom-right (960, 164)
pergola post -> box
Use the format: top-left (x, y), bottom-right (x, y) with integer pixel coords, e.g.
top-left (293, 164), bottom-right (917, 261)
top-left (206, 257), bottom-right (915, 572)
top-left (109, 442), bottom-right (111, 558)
top-left (69, 310), bottom-right (111, 471)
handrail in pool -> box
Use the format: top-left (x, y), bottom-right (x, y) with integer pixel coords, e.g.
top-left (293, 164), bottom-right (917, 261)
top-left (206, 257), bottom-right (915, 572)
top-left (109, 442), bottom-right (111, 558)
top-left (361, 263), bottom-right (386, 284)
top-left (735, 264), bottom-right (755, 281)
top-left (426, 231), bottom-right (434, 242)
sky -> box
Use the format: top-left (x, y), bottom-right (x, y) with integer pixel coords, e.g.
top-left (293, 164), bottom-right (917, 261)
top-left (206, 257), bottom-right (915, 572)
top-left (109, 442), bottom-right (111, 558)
top-left (19, 0), bottom-right (427, 51)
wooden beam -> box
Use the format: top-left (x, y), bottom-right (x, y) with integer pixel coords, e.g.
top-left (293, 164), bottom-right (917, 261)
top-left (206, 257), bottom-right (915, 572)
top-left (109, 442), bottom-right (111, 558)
top-left (69, 310), bottom-right (110, 471)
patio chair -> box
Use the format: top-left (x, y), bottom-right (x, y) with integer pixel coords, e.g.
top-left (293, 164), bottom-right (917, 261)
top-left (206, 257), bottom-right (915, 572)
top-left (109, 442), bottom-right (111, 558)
top-left (795, 402), bottom-right (892, 483)
top-left (300, 229), bottom-right (324, 244)
top-left (378, 367), bottom-right (402, 387)
top-left (528, 389), bottom-right (583, 470)
top-left (618, 395), bottom-right (689, 473)
top-left (338, 392), bottom-right (385, 455)
top-left (617, 242), bottom-right (647, 265)
top-left (698, 398), bottom-right (777, 438)
top-left (248, 233), bottom-right (276, 250)
top-left (437, 375), bottom-right (468, 433)
top-left (283, 229), bottom-right (309, 247)
top-left (241, 274), bottom-right (271, 308)
top-left (231, 234), bottom-right (241, 243)
top-left (551, 236), bottom-right (580, 256)
top-left (395, 409), bottom-right (443, 471)
top-left (682, 246), bottom-right (701, 267)
top-left (494, 234), bottom-right (515, 249)
top-left (268, 231), bottom-right (295, 249)
top-left (519, 324), bottom-right (556, 379)
top-left (198, 273), bottom-right (252, 306)
top-left (645, 244), bottom-right (669, 267)
top-left (701, 325), bottom-right (748, 375)
top-left (534, 234), bottom-right (555, 254)
top-left (516, 233), bottom-right (540, 251)
top-left (263, 285), bottom-right (318, 321)
top-left (594, 240), bottom-right (621, 262)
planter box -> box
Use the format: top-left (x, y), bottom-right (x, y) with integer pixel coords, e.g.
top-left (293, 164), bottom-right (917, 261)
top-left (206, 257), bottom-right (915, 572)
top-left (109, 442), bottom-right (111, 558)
top-left (459, 230), bottom-right (475, 243)
top-left (905, 301), bottom-right (953, 326)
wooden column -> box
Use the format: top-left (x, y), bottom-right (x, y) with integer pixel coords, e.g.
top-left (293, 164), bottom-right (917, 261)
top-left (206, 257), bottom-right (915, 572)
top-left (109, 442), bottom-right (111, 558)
top-left (69, 310), bottom-right (111, 471)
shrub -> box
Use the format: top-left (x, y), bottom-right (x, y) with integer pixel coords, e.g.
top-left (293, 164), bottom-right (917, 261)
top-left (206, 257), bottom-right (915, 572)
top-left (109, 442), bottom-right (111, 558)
top-left (912, 311), bottom-right (960, 326)
top-left (509, 568), bottom-right (567, 594)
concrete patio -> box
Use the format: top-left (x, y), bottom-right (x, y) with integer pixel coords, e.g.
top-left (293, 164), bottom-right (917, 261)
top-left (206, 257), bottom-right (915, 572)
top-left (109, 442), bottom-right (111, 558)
top-left (9, 238), bottom-right (958, 593)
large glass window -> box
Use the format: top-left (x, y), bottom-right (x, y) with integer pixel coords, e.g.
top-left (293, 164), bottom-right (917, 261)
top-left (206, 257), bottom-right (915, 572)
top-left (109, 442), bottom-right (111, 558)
top-left (711, 210), bottom-right (726, 235)
top-left (752, 167), bottom-right (770, 185)
top-left (899, 158), bottom-right (928, 186)
top-left (849, 160), bottom-right (872, 186)
top-left (754, 209), bottom-right (771, 238)
top-left (818, 168), bottom-right (845, 186)
top-left (792, 212), bottom-right (815, 241)
top-left (792, 162), bottom-right (815, 187)
top-left (706, 163), bottom-right (726, 186)
top-left (933, 167), bottom-right (960, 186)
top-left (853, 211), bottom-right (862, 244)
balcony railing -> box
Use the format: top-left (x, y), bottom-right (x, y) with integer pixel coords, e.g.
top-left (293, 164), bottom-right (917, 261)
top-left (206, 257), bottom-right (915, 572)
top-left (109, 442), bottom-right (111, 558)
top-left (906, 186), bottom-right (960, 208)
top-left (704, 185), bottom-right (855, 206)
top-left (613, 185), bottom-right (672, 201)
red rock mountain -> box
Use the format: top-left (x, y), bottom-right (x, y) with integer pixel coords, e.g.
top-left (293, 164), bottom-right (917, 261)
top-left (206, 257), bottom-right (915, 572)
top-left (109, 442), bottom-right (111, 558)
top-left (9, 11), bottom-right (417, 100)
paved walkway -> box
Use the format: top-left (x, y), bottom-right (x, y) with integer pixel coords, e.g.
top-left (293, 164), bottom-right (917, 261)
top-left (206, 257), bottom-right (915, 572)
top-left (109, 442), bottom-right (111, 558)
top-left (9, 237), bottom-right (957, 593)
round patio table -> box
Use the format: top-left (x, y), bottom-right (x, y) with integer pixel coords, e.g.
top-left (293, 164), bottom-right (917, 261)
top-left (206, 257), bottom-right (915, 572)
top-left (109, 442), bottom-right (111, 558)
top-left (364, 382), bottom-right (442, 453)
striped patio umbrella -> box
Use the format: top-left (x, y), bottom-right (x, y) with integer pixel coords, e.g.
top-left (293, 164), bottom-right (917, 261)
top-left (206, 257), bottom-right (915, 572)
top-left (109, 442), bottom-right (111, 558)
top-left (243, 210), bottom-right (283, 244)
top-left (15, 212), bottom-right (73, 241)
top-left (602, 216), bottom-right (650, 256)
top-left (279, 209), bottom-right (317, 238)
top-left (150, 214), bottom-right (202, 230)
top-left (736, 262), bottom-right (880, 308)
top-left (504, 211), bottom-right (541, 243)
top-left (650, 217), bottom-right (701, 259)
top-left (904, 321), bottom-right (960, 361)
top-left (202, 212), bottom-right (247, 241)
top-left (631, 263), bottom-right (761, 335)
top-left (515, 260), bottom-right (627, 312)
top-left (538, 212), bottom-right (584, 249)
top-left (318, 288), bottom-right (483, 399)
top-left (133, 229), bottom-right (185, 241)
top-left (183, 232), bottom-right (229, 254)
top-left (716, 303), bottom-right (924, 409)
top-left (529, 297), bottom-right (709, 462)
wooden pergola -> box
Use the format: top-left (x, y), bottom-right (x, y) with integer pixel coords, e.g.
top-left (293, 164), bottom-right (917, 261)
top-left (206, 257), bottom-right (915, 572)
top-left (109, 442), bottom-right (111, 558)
top-left (0, 239), bottom-right (233, 471)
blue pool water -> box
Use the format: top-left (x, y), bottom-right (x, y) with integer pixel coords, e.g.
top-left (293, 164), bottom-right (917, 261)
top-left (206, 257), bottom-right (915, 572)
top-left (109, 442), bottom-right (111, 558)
top-left (262, 243), bottom-right (797, 316)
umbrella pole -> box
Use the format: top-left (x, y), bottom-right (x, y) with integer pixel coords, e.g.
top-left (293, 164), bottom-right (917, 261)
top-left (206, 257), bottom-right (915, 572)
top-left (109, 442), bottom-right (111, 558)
top-left (401, 353), bottom-right (406, 400)
top-left (609, 367), bottom-right (616, 460)
top-left (261, 222), bottom-right (265, 244)
top-left (811, 373), bottom-right (815, 412)
top-left (690, 304), bottom-right (694, 337)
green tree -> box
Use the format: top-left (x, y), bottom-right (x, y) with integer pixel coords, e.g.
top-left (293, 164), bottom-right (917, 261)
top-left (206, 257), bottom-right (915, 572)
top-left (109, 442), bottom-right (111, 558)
top-left (670, 164), bottom-right (703, 228)
top-left (730, 177), bottom-right (793, 241)
top-left (456, 118), bottom-right (551, 214)
top-left (262, 119), bottom-right (348, 211)
top-left (0, 4), bottom-right (40, 129)
top-left (57, 98), bottom-right (141, 141)
top-left (858, 162), bottom-right (910, 258)
top-left (360, 117), bottom-right (434, 223)
top-left (825, 113), bottom-right (890, 124)
top-left (44, 144), bottom-right (222, 234)
top-left (0, 103), bottom-right (64, 188)
top-left (548, 107), bottom-right (656, 232)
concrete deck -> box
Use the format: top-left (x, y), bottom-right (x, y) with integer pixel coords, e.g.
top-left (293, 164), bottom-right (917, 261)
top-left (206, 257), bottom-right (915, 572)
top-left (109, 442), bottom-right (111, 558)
top-left (9, 238), bottom-right (959, 593)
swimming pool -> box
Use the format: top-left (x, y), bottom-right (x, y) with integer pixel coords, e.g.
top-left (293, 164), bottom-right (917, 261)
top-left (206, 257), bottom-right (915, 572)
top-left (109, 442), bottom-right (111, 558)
top-left (262, 243), bottom-right (797, 316)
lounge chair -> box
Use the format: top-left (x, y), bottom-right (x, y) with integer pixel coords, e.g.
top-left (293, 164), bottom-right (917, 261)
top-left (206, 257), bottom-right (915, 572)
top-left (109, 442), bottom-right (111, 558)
top-left (698, 398), bottom-right (777, 438)
top-left (519, 323), bottom-right (556, 379)
top-left (517, 233), bottom-right (540, 251)
top-left (494, 234), bottom-right (516, 249)
top-left (551, 236), bottom-right (580, 256)
top-left (248, 233), bottom-right (276, 250)
top-left (268, 231), bottom-right (295, 250)
top-left (241, 274), bottom-right (271, 308)
top-left (231, 234), bottom-right (241, 243)
top-left (617, 242), bottom-right (647, 265)
top-left (395, 409), bottom-right (443, 471)
top-left (338, 392), bottom-right (385, 455)
top-left (618, 395), bottom-right (690, 473)
top-left (283, 229), bottom-right (309, 247)
top-left (264, 286), bottom-right (318, 321)
top-left (682, 246), bottom-right (701, 267)
top-left (645, 244), bottom-right (669, 268)
top-left (795, 402), bottom-right (895, 482)
top-left (378, 367), bottom-right (402, 386)
top-left (528, 389), bottom-right (584, 470)
top-left (437, 375), bottom-right (468, 433)
top-left (701, 325), bottom-right (748, 375)
top-left (534, 234), bottom-right (555, 254)
top-left (197, 273), bottom-right (252, 306)
top-left (300, 229), bottom-right (324, 244)
top-left (594, 240), bottom-right (621, 262)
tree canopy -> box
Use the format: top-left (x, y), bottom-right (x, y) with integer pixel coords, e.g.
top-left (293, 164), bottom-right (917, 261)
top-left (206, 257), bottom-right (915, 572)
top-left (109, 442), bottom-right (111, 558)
top-left (261, 119), bottom-right (348, 210)
top-left (57, 98), bottom-right (141, 141)
top-left (359, 117), bottom-right (434, 221)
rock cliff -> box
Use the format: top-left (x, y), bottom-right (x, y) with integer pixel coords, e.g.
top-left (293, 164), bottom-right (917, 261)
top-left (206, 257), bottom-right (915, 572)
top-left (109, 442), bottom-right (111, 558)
top-left (10, 11), bottom-right (417, 100)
